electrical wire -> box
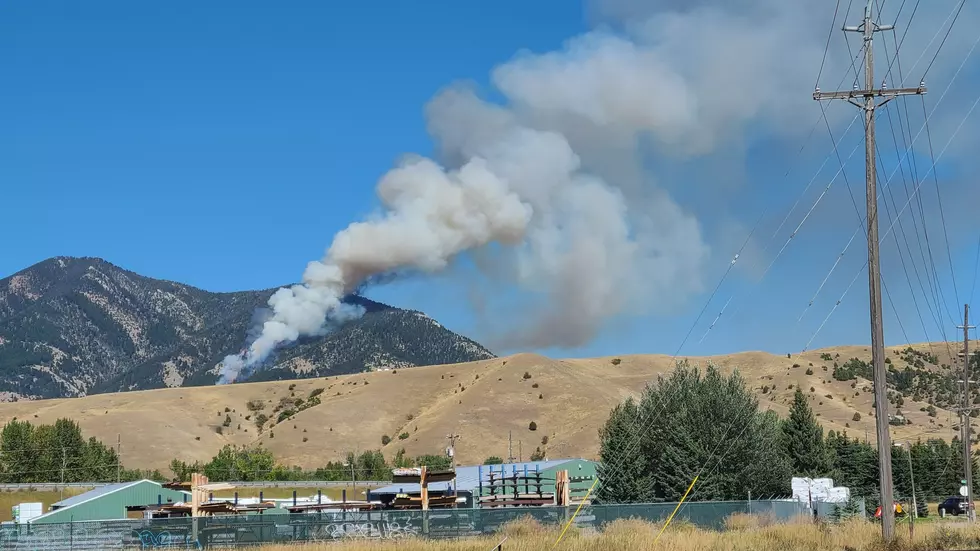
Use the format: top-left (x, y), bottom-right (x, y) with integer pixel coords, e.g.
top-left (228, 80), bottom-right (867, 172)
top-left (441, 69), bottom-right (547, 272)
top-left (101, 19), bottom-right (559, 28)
top-left (899, 0), bottom-right (966, 87)
top-left (804, 81), bottom-right (980, 349)
top-left (817, 0), bottom-right (845, 90)
top-left (921, 0), bottom-right (968, 82)
top-left (920, 94), bottom-right (962, 311)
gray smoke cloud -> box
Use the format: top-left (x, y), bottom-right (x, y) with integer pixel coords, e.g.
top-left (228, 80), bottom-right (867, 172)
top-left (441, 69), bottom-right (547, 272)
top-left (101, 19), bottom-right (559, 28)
top-left (219, 0), bottom-right (979, 382)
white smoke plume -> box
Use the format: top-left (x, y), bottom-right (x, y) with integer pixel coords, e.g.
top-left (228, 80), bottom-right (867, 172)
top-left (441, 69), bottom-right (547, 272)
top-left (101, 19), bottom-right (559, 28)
top-left (220, 0), bottom-right (979, 382)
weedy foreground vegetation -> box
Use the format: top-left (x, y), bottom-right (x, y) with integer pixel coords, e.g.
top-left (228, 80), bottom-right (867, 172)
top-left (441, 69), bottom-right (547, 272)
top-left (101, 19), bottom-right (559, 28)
top-left (253, 515), bottom-right (980, 551)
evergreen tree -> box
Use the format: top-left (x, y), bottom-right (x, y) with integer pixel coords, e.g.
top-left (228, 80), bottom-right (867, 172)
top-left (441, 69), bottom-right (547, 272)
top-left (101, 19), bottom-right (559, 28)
top-left (596, 398), bottom-right (651, 503)
top-left (0, 420), bottom-right (34, 483)
top-left (782, 388), bottom-right (833, 476)
top-left (598, 362), bottom-right (791, 502)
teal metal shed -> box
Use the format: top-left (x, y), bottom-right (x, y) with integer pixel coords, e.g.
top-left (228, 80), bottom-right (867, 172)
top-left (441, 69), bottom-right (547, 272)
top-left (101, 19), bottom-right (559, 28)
top-left (30, 480), bottom-right (190, 524)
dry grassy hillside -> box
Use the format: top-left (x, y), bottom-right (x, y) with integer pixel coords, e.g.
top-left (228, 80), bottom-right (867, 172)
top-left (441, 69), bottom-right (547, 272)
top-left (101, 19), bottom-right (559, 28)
top-left (0, 342), bottom-right (970, 472)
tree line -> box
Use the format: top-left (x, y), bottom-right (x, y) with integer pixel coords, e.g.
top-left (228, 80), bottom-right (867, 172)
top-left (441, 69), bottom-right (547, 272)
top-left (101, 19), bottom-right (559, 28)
top-left (0, 417), bottom-right (457, 484)
top-left (0, 418), bottom-right (161, 483)
top-left (596, 362), bottom-right (976, 510)
top-left (169, 446), bottom-right (453, 483)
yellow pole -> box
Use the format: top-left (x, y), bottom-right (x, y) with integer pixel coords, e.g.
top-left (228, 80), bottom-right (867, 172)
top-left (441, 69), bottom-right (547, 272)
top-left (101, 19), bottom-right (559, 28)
top-left (654, 475), bottom-right (699, 545)
top-left (550, 476), bottom-right (600, 550)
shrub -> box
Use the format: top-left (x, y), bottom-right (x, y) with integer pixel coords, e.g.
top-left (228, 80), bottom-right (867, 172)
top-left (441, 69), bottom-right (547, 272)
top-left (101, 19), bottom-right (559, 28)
top-left (309, 388), bottom-right (324, 399)
top-left (805, 368), bottom-right (814, 375)
top-left (246, 400), bottom-right (265, 412)
top-left (382, 435), bottom-right (391, 445)
top-left (399, 432), bottom-right (410, 440)
top-left (541, 435), bottom-right (549, 445)
top-left (528, 421), bottom-right (538, 431)
top-left (611, 358), bottom-right (622, 366)
top-left (532, 383), bottom-right (539, 388)
top-left (255, 413), bottom-right (269, 428)
top-left (853, 412), bottom-right (861, 422)
top-left (523, 372), bottom-right (532, 380)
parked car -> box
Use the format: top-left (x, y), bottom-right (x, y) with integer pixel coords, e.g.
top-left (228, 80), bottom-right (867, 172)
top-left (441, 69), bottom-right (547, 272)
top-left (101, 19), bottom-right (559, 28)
top-left (938, 496), bottom-right (969, 517)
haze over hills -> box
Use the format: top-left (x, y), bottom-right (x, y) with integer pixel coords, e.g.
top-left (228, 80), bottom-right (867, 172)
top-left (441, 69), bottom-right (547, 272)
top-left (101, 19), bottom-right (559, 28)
top-left (0, 257), bottom-right (494, 400)
top-left (0, 342), bottom-right (974, 472)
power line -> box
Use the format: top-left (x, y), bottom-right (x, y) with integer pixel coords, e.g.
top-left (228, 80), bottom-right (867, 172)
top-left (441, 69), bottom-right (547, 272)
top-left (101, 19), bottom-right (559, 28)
top-left (920, 94), bottom-right (962, 311)
top-left (817, 0), bottom-right (845, 89)
top-left (898, 0), bottom-right (967, 87)
top-left (805, 78), bottom-right (980, 349)
top-left (803, 23), bottom-right (980, 346)
top-left (921, 0), bottom-right (968, 82)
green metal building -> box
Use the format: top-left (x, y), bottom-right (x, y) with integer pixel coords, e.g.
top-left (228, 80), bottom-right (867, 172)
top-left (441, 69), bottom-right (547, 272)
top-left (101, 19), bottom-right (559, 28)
top-left (30, 480), bottom-right (190, 524)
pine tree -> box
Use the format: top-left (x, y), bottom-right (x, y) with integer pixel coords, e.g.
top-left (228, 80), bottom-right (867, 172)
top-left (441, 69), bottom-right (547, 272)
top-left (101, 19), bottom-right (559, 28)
top-left (596, 398), bottom-right (651, 503)
top-left (598, 361), bottom-right (791, 502)
top-left (782, 388), bottom-right (833, 476)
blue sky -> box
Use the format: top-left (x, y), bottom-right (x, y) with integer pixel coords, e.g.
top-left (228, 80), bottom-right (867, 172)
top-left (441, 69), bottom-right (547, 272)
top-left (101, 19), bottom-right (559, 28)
top-left (2, 0), bottom-right (980, 359)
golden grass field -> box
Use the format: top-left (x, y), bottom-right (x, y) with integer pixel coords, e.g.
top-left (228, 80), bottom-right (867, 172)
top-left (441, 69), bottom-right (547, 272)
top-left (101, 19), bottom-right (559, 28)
top-left (250, 515), bottom-right (980, 551)
top-left (0, 341), bottom-right (971, 471)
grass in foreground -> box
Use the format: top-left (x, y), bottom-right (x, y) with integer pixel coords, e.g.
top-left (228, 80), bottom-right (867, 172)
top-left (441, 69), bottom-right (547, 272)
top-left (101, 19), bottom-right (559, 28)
top-left (252, 514), bottom-right (980, 551)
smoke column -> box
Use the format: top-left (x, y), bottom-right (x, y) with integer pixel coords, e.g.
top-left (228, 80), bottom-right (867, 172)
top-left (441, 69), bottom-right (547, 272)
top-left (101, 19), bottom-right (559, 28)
top-left (220, 0), bottom-right (914, 383)
top-left (218, 153), bottom-right (536, 383)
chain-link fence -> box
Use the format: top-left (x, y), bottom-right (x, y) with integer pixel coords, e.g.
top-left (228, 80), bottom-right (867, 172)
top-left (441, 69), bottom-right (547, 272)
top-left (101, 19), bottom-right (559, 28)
top-left (0, 499), bottom-right (817, 550)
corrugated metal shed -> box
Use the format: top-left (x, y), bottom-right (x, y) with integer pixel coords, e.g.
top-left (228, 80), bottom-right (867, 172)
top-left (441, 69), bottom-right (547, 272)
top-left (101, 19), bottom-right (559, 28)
top-left (31, 480), bottom-right (190, 524)
top-left (369, 458), bottom-right (597, 499)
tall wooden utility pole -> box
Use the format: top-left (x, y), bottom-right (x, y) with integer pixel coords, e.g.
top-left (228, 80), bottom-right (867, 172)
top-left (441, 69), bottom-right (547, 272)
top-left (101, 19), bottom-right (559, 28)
top-left (959, 304), bottom-right (976, 522)
top-left (813, 0), bottom-right (926, 541)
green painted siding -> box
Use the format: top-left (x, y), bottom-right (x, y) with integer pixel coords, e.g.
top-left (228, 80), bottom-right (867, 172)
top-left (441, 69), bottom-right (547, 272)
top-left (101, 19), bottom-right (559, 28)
top-left (557, 459), bottom-right (598, 497)
top-left (32, 481), bottom-right (189, 524)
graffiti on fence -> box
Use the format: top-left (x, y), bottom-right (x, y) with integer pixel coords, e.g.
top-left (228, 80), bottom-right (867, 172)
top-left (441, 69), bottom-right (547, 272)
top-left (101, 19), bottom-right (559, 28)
top-left (133, 528), bottom-right (200, 549)
top-left (306, 519), bottom-right (419, 540)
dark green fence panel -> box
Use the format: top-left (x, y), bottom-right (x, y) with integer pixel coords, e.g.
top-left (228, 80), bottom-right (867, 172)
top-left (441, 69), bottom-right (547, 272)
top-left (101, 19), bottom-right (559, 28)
top-left (0, 500), bottom-right (811, 549)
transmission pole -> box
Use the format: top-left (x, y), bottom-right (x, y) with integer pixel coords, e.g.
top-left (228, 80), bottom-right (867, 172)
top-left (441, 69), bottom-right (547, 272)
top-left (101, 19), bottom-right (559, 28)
top-left (959, 304), bottom-right (976, 522)
top-left (508, 431), bottom-right (514, 464)
top-left (813, 0), bottom-right (926, 541)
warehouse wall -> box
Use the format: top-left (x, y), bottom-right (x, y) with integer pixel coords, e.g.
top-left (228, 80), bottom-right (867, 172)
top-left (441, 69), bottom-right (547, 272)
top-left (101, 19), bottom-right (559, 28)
top-left (32, 481), bottom-right (188, 524)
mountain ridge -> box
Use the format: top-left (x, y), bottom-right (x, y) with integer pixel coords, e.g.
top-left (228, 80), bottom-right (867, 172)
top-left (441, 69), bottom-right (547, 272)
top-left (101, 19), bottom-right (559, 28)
top-left (0, 256), bottom-right (494, 400)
